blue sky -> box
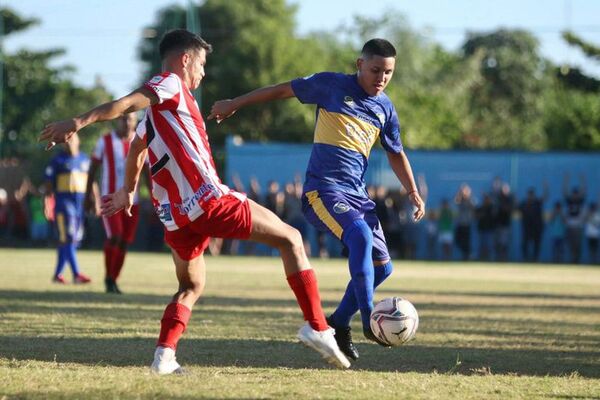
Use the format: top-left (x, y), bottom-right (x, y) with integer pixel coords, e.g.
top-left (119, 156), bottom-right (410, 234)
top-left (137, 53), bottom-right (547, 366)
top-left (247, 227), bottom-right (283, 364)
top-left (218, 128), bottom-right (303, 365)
top-left (4, 0), bottom-right (600, 97)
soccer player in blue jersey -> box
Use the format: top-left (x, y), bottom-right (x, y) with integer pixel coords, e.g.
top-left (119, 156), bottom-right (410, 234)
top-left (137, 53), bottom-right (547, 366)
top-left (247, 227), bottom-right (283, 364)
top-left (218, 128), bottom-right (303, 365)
top-left (45, 133), bottom-right (92, 284)
top-left (209, 38), bottom-right (425, 360)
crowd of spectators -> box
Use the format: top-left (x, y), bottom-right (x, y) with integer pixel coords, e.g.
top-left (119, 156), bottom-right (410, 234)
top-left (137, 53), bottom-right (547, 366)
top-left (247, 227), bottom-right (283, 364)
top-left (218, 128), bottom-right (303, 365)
top-left (1, 159), bottom-right (599, 265)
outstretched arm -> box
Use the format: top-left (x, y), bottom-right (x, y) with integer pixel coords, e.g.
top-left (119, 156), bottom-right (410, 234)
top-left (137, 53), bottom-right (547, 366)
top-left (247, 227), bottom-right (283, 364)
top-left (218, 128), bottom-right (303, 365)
top-left (101, 134), bottom-right (148, 217)
top-left (39, 86), bottom-right (157, 149)
top-left (208, 82), bottom-right (294, 123)
top-left (387, 151), bottom-right (425, 221)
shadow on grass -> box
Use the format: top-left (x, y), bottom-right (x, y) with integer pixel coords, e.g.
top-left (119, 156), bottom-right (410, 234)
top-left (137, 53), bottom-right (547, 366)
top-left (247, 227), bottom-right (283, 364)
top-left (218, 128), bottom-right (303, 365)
top-left (378, 288), bottom-right (600, 302)
top-left (1, 289), bottom-right (599, 378)
top-left (0, 335), bottom-right (599, 378)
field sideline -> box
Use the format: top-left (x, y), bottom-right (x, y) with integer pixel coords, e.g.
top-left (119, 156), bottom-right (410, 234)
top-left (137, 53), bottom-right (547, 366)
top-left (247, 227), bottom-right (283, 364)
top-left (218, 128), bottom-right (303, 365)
top-left (0, 248), bottom-right (599, 399)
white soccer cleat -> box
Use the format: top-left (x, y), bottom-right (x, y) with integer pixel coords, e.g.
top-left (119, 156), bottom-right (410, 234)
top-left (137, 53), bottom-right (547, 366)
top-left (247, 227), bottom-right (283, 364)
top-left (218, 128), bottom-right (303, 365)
top-left (297, 323), bottom-right (351, 369)
top-left (150, 346), bottom-right (186, 375)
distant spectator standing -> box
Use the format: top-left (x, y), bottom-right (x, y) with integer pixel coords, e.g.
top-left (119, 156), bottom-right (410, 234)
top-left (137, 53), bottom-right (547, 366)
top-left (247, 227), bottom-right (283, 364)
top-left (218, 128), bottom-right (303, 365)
top-left (476, 193), bottom-right (495, 261)
top-left (454, 184), bottom-right (475, 261)
top-left (494, 183), bottom-right (514, 262)
top-left (547, 202), bottom-right (566, 263)
top-left (29, 185), bottom-right (49, 245)
top-left (584, 202), bottom-right (600, 264)
top-left (519, 186), bottom-right (547, 262)
top-left (0, 188), bottom-right (8, 240)
top-left (437, 199), bottom-right (454, 261)
top-left (563, 174), bottom-right (586, 264)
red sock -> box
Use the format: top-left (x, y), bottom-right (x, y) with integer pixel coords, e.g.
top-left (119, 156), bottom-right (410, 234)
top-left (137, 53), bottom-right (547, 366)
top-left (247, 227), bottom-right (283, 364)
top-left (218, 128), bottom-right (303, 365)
top-left (286, 269), bottom-right (329, 331)
top-left (157, 302), bottom-right (192, 350)
top-left (111, 247), bottom-right (126, 280)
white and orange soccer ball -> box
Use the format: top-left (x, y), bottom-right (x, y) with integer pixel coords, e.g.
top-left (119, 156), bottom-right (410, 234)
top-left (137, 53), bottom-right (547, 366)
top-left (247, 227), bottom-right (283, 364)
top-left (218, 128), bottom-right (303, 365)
top-left (370, 297), bottom-right (419, 346)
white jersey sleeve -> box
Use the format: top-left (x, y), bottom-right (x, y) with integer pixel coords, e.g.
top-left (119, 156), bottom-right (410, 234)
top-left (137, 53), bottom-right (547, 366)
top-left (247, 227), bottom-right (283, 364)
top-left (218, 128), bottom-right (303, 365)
top-left (144, 72), bottom-right (180, 107)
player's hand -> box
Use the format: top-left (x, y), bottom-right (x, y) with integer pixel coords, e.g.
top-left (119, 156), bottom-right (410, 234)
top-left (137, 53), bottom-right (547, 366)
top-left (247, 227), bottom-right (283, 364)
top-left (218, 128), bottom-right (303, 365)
top-left (207, 99), bottom-right (237, 123)
top-left (409, 191), bottom-right (425, 222)
top-left (101, 188), bottom-right (133, 217)
top-left (39, 119), bottom-right (78, 150)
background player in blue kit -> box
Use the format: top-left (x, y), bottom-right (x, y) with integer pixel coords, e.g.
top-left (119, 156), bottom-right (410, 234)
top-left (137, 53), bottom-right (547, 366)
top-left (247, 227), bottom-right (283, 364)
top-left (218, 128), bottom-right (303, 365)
top-left (210, 38), bottom-right (425, 360)
top-left (45, 133), bottom-right (92, 284)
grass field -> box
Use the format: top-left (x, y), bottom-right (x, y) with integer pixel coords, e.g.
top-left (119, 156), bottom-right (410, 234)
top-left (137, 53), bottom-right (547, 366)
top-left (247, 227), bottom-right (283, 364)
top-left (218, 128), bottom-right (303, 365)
top-left (1, 248), bottom-right (599, 399)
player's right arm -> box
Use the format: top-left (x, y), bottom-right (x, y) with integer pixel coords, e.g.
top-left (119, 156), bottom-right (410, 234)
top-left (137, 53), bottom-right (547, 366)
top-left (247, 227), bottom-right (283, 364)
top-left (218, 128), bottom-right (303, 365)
top-left (39, 87), bottom-right (158, 149)
top-left (208, 82), bottom-right (295, 123)
top-left (101, 134), bottom-right (147, 217)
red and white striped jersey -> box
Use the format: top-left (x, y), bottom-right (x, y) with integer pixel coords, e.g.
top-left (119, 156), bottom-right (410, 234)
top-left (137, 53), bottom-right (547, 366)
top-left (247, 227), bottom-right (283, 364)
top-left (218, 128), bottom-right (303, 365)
top-left (92, 131), bottom-right (139, 204)
top-left (137, 72), bottom-right (232, 231)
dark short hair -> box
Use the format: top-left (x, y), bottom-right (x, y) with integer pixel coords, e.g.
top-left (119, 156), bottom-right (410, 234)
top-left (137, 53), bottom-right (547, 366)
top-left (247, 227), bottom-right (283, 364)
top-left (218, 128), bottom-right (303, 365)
top-left (159, 29), bottom-right (212, 59)
top-left (361, 38), bottom-right (396, 58)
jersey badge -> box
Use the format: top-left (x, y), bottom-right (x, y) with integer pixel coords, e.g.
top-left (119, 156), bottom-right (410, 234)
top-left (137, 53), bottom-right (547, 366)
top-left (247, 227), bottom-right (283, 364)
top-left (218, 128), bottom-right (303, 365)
top-left (344, 96), bottom-right (355, 107)
top-left (333, 202), bottom-right (351, 214)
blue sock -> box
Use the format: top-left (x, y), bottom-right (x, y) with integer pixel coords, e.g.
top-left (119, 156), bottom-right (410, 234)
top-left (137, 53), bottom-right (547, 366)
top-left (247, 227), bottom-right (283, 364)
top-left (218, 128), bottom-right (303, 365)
top-left (54, 244), bottom-right (69, 277)
top-left (65, 243), bottom-right (81, 276)
top-left (330, 260), bottom-right (393, 328)
top-left (338, 220), bottom-right (374, 330)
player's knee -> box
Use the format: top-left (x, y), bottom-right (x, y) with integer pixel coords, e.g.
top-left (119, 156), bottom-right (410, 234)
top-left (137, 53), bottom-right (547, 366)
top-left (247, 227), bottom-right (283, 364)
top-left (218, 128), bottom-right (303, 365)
top-left (175, 281), bottom-right (205, 302)
top-left (343, 220), bottom-right (373, 250)
top-left (278, 225), bottom-right (303, 252)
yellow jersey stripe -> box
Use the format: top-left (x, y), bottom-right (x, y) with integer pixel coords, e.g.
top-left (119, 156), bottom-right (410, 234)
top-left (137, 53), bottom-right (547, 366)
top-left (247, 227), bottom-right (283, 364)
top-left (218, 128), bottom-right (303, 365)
top-left (56, 172), bottom-right (88, 193)
top-left (314, 109), bottom-right (380, 158)
top-left (306, 190), bottom-right (344, 239)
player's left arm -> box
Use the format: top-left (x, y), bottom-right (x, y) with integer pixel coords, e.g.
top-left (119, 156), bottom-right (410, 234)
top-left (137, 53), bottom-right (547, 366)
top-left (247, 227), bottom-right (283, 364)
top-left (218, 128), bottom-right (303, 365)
top-left (101, 135), bottom-right (148, 217)
top-left (386, 151), bottom-right (425, 221)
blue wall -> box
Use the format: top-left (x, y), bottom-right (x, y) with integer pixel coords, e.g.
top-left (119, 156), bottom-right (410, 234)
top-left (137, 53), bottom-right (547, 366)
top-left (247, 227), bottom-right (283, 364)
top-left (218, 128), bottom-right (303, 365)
top-left (225, 136), bottom-right (600, 262)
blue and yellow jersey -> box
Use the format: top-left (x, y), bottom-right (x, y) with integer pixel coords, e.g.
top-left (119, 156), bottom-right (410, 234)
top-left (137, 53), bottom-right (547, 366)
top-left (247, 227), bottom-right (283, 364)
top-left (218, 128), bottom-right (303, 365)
top-left (44, 151), bottom-right (90, 208)
top-left (291, 72), bottom-right (403, 197)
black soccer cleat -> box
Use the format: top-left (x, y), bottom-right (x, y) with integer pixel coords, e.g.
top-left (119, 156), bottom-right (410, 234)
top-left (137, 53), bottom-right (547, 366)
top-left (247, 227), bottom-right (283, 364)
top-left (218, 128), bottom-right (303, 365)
top-left (363, 326), bottom-right (392, 348)
top-left (326, 317), bottom-right (359, 360)
top-left (104, 277), bottom-right (122, 294)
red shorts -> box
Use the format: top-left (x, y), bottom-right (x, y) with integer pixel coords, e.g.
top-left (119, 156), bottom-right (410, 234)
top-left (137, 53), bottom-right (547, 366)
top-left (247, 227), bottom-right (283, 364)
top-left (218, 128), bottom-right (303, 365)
top-left (164, 193), bottom-right (252, 260)
top-left (102, 204), bottom-right (140, 244)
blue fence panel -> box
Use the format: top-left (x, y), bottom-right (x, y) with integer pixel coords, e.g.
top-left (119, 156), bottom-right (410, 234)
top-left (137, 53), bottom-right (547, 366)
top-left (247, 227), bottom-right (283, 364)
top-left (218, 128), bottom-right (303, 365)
top-left (225, 137), bottom-right (600, 263)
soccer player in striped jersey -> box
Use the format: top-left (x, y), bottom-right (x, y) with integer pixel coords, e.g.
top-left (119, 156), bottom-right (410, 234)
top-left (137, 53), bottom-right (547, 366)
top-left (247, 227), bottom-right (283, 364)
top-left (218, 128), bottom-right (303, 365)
top-left (209, 39), bottom-right (426, 360)
top-left (44, 134), bottom-right (92, 284)
top-left (39, 29), bottom-right (349, 373)
top-left (85, 114), bottom-right (147, 294)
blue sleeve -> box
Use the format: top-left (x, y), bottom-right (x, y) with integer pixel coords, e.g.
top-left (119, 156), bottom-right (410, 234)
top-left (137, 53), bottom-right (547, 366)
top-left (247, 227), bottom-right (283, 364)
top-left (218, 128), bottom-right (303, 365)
top-left (290, 72), bottom-right (336, 105)
top-left (380, 108), bottom-right (403, 154)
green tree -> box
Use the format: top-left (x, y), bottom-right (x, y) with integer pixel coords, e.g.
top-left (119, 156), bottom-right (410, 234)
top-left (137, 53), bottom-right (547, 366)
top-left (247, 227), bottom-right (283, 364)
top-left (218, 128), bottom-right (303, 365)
top-left (459, 29), bottom-right (550, 150)
top-left (544, 86), bottom-right (600, 150)
top-left (139, 0), bottom-right (357, 144)
top-left (539, 31), bottom-right (600, 150)
top-left (1, 7), bottom-right (112, 166)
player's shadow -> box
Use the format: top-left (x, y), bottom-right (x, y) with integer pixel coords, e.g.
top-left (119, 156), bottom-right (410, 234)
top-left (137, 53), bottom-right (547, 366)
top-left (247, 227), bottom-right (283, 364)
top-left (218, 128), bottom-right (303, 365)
top-left (1, 289), bottom-right (598, 377)
top-left (1, 334), bottom-right (599, 378)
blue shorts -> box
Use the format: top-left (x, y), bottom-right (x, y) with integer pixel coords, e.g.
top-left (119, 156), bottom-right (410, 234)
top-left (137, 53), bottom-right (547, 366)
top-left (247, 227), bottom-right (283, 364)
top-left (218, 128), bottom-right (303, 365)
top-left (55, 202), bottom-right (84, 244)
top-left (302, 189), bottom-right (390, 261)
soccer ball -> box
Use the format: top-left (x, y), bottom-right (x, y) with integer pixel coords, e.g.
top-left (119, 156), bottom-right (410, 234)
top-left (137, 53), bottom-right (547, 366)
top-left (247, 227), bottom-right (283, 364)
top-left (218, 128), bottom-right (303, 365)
top-left (370, 297), bottom-right (419, 346)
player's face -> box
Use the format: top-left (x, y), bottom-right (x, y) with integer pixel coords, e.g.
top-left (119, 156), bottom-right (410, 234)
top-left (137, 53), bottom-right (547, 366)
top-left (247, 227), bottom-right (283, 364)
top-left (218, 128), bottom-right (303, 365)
top-left (117, 114), bottom-right (137, 137)
top-left (186, 48), bottom-right (207, 90)
top-left (356, 55), bottom-right (395, 96)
